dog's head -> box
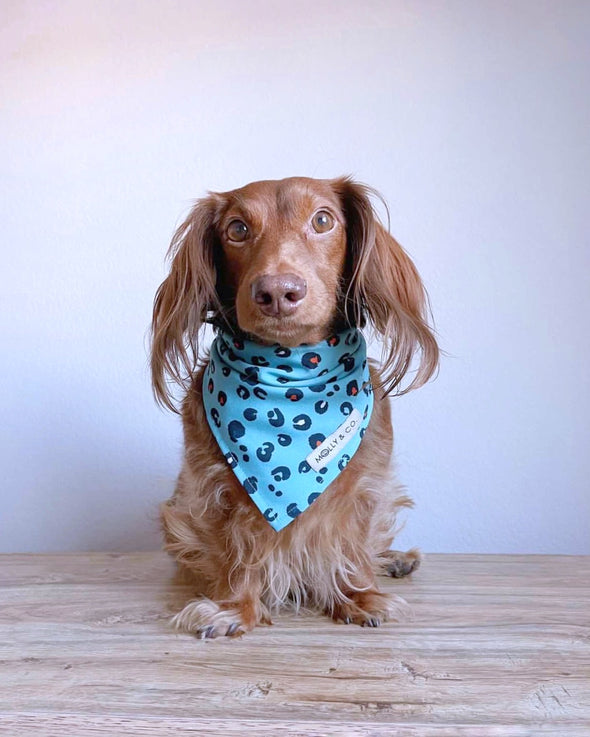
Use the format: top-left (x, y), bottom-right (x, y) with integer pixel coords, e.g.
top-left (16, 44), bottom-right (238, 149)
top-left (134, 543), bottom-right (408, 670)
top-left (151, 176), bottom-right (438, 411)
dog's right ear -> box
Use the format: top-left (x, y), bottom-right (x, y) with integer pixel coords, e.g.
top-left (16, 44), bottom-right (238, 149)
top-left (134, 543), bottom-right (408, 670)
top-left (150, 195), bottom-right (222, 412)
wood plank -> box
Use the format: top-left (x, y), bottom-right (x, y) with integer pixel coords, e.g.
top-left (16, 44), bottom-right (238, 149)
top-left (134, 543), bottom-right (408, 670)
top-left (3, 714), bottom-right (590, 737)
top-left (0, 553), bottom-right (588, 735)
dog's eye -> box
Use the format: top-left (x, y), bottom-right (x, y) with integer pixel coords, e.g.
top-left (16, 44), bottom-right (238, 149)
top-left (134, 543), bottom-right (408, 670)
top-left (311, 210), bottom-right (335, 233)
top-left (226, 219), bottom-right (249, 242)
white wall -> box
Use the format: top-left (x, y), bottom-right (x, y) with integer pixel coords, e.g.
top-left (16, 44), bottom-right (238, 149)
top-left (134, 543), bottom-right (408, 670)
top-left (1, 0), bottom-right (588, 553)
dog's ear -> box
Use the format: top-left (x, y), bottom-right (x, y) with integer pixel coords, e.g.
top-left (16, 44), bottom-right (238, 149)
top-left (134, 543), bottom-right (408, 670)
top-left (333, 176), bottom-right (439, 396)
top-left (151, 195), bottom-right (223, 412)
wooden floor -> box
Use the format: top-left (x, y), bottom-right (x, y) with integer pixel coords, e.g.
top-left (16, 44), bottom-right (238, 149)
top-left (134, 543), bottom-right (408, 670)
top-left (0, 553), bottom-right (589, 736)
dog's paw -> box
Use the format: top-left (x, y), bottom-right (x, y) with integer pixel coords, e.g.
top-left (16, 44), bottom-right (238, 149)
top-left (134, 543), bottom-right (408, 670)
top-left (378, 548), bottom-right (422, 578)
top-left (171, 598), bottom-right (247, 639)
top-left (331, 590), bottom-right (409, 627)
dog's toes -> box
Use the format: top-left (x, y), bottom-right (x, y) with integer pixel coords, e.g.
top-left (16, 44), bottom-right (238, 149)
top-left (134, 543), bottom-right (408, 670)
top-left (330, 591), bottom-right (405, 628)
top-left (380, 548), bottom-right (422, 578)
top-left (197, 624), bottom-right (218, 639)
top-left (386, 557), bottom-right (419, 578)
top-left (171, 598), bottom-right (247, 639)
top-left (361, 617), bottom-right (382, 628)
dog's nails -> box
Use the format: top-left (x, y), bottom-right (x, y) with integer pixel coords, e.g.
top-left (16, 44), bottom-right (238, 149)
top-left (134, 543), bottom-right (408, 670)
top-left (226, 623), bottom-right (241, 637)
top-left (199, 625), bottom-right (216, 639)
top-left (343, 616), bottom-right (352, 625)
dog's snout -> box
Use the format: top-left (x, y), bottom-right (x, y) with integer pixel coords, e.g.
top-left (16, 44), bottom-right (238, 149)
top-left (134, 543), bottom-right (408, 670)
top-left (251, 274), bottom-right (307, 317)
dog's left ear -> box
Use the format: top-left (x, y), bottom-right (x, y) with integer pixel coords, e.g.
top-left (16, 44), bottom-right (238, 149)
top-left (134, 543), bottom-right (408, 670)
top-left (150, 194), bottom-right (224, 412)
top-left (332, 176), bottom-right (439, 396)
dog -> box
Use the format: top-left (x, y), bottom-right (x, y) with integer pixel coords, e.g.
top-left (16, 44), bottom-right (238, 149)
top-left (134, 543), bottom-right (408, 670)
top-left (150, 176), bottom-right (438, 638)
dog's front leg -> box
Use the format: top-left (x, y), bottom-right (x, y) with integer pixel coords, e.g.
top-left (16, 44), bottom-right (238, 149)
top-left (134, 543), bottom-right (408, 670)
top-left (171, 576), bottom-right (270, 639)
top-left (329, 560), bottom-right (409, 628)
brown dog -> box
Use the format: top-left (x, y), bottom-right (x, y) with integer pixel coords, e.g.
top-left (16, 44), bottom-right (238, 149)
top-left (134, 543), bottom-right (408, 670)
top-left (151, 176), bottom-right (438, 638)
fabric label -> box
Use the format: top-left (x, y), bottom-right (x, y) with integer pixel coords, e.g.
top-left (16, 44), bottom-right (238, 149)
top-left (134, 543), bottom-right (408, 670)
top-left (305, 408), bottom-right (363, 472)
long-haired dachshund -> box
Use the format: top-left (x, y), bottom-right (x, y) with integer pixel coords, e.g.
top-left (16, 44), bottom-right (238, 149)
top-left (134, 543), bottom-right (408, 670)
top-left (151, 176), bottom-right (438, 638)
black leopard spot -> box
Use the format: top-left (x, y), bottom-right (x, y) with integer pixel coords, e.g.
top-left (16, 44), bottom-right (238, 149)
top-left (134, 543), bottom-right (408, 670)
top-left (209, 359), bottom-right (216, 374)
top-left (233, 338), bottom-right (244, 349)
top-left (314, 400), bottom-right (328, 414)
top-left (236, 385), bottom-right (250, 400)
top-left (302, 352), bottom-right (321, 369)
top-left (277, 376), bottom-right (290, 384)
top-left (339, 353), bottom-right (355, 372)
top-left (307, 492), bottom-right (320, 505)
top-left (318, 368), bottom-right (329, 376)
top-left (346, 379), bottom-right (359, 396)
top-left (277, 364), bottom-right (293, 372)
top-left (274, 346), bottom-right (291, 357)
top-left (253, 387), bottom-right (267, 400)
top-left (285, 388), bottom-right (303, 402)
top-left (327, 335), bottom-right (340, 347)
top-left (228, 420), bottom-right (246, 442)
top-left (243, 408), bottom-right (257, 421)
top-left (298, 460), bottom-right (312, 474)
top-left (207, 378), bottom-right (214, 393)
top-left (251, 355), bottom-right (270, 366)
top-left (218, 390), bottom-right (227, 406)
top-left (308, 433), bottom-right (326, 449)
top-left (293, 414), bottom-right (312, 430)
top-left (244, 476), bottom-right (258, 494)
top-left (210, 407), bottom-right (221, 427)
top-left (225, 451), bottom-right (238, 468)
top-left (264, 508), bottom-right (278, 522)
top-left (271, 465), bottom-right (291, 482)
top-left (345, 332), bottom-right (358, 345)
top-left (363, 404), bottom-right (369, 419)
top-left (222, 366), bottom-right (231, 377)
top-left (338, 454), bottom-right (351, 471)
top-left (256, 442), bottom-right (275, 462)
top-left (267, 408), bottom-right (285, 427)
top-left (308, 383), bottom-right (326, 393)
top-left (277, 433), bottom-right (292, 447)
top-left (340, 401), bottom-right (353, 416)
top-left (360, 427), bottom-right (366, 438)
top-left (286, 503), bottom-right (301, 518)
top-left (240, 366), bottom-right (260, 385)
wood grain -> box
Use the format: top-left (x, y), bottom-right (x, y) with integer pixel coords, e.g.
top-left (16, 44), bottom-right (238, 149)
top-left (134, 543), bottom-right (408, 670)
top-left (0, 553), bottom-right (588, 736)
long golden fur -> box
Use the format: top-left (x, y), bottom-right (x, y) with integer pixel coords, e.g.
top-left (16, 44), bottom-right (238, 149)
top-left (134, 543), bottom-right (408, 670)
top-left (151, 176), bottom-right (438, 638)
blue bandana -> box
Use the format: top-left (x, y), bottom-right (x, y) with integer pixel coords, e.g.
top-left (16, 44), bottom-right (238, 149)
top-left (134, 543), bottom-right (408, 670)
top-left (203, 328), bottom-right (374, 531)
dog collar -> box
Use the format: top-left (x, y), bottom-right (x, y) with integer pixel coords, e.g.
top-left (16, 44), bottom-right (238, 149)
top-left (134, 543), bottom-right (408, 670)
top-left (202, 328), bottom-right (374, 531)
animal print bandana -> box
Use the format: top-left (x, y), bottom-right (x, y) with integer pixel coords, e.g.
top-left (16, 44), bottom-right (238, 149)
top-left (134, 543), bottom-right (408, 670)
top-left (203, 328), bottom-right (374, 531)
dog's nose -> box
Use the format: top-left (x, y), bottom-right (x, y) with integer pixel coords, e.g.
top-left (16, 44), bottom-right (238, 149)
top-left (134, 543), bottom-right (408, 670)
top-left (251, 274), bottom-right (307, 317)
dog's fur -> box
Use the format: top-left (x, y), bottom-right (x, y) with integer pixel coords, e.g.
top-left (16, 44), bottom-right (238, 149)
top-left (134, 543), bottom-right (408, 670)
top-left (151, 176), bottom-right (438, 637)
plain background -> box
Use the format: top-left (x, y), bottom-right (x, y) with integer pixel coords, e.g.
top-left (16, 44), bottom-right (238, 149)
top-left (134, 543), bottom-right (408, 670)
top-left (2, 0), bottom-right (589, 554)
